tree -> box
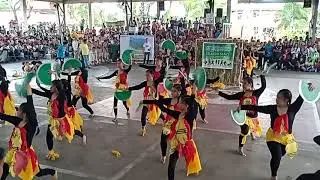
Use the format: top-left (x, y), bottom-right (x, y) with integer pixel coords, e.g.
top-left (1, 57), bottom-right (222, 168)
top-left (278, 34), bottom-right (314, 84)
top-left (67, 4), bottom-right (88, 26)
top-left (183, 0), bottom-right (206, 20)
top-left (275, 2), bottom-right (310, 38)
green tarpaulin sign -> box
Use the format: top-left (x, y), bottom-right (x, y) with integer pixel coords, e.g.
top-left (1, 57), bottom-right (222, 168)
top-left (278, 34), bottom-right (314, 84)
top-left (202, 42), bottom-right (236, 69)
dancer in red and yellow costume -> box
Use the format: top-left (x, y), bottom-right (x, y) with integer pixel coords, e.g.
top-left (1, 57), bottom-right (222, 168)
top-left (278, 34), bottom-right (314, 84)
top-left (97, 60), bottom-right (132, 122)
top-left (241, 85), bottom-right (313, 180)
top-left (61, 69), bottom-right (87, 144)
top-left (141, 92), bottom-right (202, 180)
top-left (218, 75), bottom-right (266, 156)
top-left (128, 69), bottom-right (164, 136)
top-left (140, 56), bottom-right (169, 99)
top-left (243, 50), bottom-right (256, 78)
top-left (0, 84), bottom-right (58, 180)
top-left (32, 80), bottom-right (75, 160)
top-left (67, 68), bottom-right (94, 117)
top-left (0, 80), bottom-right (16, 117)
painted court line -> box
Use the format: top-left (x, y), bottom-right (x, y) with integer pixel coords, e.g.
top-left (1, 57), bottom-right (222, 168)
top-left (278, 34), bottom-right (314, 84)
top-left (39, 164), bottom-right (107, 180)
top-left (109, 142), bottom-right (158, 180)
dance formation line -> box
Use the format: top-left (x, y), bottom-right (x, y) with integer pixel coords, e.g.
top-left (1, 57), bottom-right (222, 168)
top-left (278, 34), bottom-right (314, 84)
top-left (0, 57), bottom-right (319, 180)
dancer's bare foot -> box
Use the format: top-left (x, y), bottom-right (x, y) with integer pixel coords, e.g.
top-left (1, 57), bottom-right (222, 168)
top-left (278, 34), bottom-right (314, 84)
top-left (112, 116), bottom-right (118, 123)
top-left (238, 147), bottom-right (246, 156)
top-left (160, 156), bottom-right (166, 164)
top-left (251, 133), bottom-right (256, 141)
top-left (200, 119), bottom-right (208, 124)
top-left (126, 111), bottom-right (130, 119)
top-left (270, 176), bottom-right (277, 180)
top-left (52, 170), bottom-right (58, 180)
top-left (89, 113), bottom-right (95, 118)
top-left (82, 135), bottom-right (87, 145)
top-left (140, 127), bottom-right (146, 136)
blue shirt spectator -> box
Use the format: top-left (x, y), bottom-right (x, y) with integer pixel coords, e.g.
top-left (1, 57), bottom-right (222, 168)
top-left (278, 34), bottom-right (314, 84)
top-left (57, 44), bottom-right (65, 59)
top-left (265, 42), bottom-right (273, 58)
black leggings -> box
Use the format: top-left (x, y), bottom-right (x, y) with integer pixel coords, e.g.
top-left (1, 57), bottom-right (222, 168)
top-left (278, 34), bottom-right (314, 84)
top-left (141, 106), bottom-right (148, 127)
top-left (113, 97), bottom-right (129, 117)
top-left (267, 141), bottom-right (286, 177)
top-left (46, 125), bottom-right (84, 151)
top-left (197, 103), bottom-right (205, 120)
top-left (168, 150), bottom-right (179, 180)
top-left (239, 124), bottom-right (249, 147)
top-left (1, 163), bottom-right (55, 180)
top-left (72, 96), bottom-right (94, 115)
top-left (160, 132), bottom-right (168, 157)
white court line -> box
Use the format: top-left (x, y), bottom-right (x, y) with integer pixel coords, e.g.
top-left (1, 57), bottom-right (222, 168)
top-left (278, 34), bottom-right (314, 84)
top-left (109, 142), bottom-right (158, 180)
top-left (39, 164), bottom-right (107, 180)
top-left (312, 103), bottom-right (320, 134)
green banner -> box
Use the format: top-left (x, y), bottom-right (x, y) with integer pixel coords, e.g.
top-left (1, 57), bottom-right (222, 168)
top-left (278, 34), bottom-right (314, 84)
top-left (202, 42), bottom-right (236, 69)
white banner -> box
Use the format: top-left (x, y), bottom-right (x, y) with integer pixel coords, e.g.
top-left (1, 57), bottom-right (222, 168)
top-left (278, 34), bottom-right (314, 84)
top-left (120, 35), bottom-right (155, 62)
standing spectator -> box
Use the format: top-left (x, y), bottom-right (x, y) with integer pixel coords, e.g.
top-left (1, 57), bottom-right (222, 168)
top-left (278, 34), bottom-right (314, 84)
top-left (80, 39), bottom-right (90, 68)
top-left (57, 41), bottom-right (66, 66)
top-left (72, 38), bottom-right (79, 58)
top-left (80, 19), bottom-right (85, 32)
top-left (264, 41), bottom-right (273, 69)
top-left (143, 38), bottom-right (152, 64)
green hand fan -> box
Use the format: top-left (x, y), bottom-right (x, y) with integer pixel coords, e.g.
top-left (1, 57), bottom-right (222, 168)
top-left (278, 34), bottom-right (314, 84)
top-left (62, 58), bottom-right (82, 71)
top-left (36, 63), bottom-right (52, 86)
top-left (230, 110), bottom-right (246, 126)
top-left (175, 50), bottom-right (188, 60)
top-left (193, 67), bottom-right (207, 91)
top-left (115, 90), bottom-right (132, 101)
top-left (122, 50), bottom-right (134, 65)
top-left (161, 40), bottom-right (176, 51)
top-left (164, 78), bottom-right (174, 91)
top-left (299, 80), bottom-right (320, 103)
top-left (15, 72), bottom-right (35, 97)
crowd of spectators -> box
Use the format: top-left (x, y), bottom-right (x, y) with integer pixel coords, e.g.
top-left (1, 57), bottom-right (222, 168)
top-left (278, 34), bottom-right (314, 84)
top-left (245, 32), bottom-right (320, 72)
top-left (0, 22), bottom-right (59, 63)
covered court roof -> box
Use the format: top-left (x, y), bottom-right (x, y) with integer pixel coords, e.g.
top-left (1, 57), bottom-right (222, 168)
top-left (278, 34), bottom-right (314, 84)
top-left (36, 0), bottom-right (174, 4)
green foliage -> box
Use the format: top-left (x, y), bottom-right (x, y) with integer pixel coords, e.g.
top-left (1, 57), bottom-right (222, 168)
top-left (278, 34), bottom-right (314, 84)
top-left (275, 2), bottom-right (310, 38)
top-left (68, 4), bottom-right (89, 26)
top-left (182, 0), bottom-right (206, 20)
top-left (0, 0), bottom-right (9, 11)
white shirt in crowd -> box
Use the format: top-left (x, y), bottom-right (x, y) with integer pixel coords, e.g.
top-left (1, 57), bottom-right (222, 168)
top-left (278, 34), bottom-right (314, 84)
top-left (72, 40), bottom-right (79, 51)
top-left (143, 41), bottom-right (151, 53)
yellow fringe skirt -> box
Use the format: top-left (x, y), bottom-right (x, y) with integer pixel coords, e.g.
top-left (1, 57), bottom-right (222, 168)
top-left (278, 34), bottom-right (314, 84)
top-left (266, 128), bottom-right (297, 159)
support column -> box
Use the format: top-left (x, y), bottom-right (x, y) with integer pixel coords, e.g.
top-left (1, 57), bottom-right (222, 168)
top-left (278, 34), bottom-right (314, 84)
top-left (156, 2), bottom-right (160, 19)
top-left (22, 0), bottom-right (27, 28)
top-left (62, 1), bottom-right (66, 32)
top-left (311, 0), bottom-right (319, 42)
top-left (227, 0), bottom-right (231, 22)
top-left (88, 2), bottom-right (92, 29)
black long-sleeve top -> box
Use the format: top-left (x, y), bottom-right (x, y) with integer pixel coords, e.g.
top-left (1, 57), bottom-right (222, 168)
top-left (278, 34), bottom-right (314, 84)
top-left (218, 75), bottom-right (266, 101)
top-left (128, 73), bottom-right (165, 91)
top-left (32, 88), bottom-right (66, 118)
top-left (0, 95), bottom-right (37, 148)
top-left (241, 95), bottom-right (304, 133)
top-left (60, 72), bottom-right (74, 106)
top-left (139, 64), bottom-right (166, 79)
top-left (98, 65), bottom-right (132, 80)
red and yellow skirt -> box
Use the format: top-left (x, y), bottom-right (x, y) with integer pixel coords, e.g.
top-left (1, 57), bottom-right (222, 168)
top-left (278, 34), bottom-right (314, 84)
top-left (147, 104), bottom-right (161, 125)
top-left (67, 107), bottom-right (84, 132)
top-left (74, 85), bottom-right (94, 104)
top-left (247, 117), bottom-right (262, 137)
top-left (49, 115), bottom-right (75, 143)
top-left (5, 147), bottom-right (40, 180)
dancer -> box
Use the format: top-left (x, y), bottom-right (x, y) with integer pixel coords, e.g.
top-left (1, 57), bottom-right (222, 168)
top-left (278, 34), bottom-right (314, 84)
top-left (65, 68), bottom-right (94, 117)
top-left (241, 84), bottom-right (313, 180)
top-left (218, 75), bottom-right (266, 156)
top-left (141, 78), bottom-right (195, 164)
top-left (96, 60), bottom-right (132, 122)
top-left (243, 49), bottom-right (256, 78)
top-left (0, 84), bottom-right (58, 180)
top-left (32, 80), bottom-right (75, 160)
top-left (189, 77), bottom-right (220, 124)
top-left (128, 69), bottom-right (164, 136)
top-left (170, 59), bottom-right (190, 83)
top-left (38, 71), bottom-right (87, 145)
top-left (0, 148), bottom-right (4, 177)
top-left (0, 80), bottom-right (16, 117)
top-left (140, 92), bottom-right (201, 180)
